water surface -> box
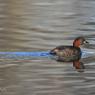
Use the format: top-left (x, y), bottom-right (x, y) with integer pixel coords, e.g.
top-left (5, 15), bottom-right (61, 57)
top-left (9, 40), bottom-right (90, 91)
top-left (0, 0), bottom-right (95, 95)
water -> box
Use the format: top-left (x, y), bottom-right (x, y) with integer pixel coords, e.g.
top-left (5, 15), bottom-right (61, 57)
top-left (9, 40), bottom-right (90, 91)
top-left (0, 0), bottom-right (95, 95)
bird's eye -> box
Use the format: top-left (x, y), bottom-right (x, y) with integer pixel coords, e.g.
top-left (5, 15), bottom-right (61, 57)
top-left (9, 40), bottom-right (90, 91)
top-left (83, 40), bottom-right (89, 44)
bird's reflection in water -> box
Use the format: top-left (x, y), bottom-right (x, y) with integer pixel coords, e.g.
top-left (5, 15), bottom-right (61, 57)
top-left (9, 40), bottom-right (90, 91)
top-left (73, 60), bottom-right (85, 72)
top-left (56, 60), bottom-right (85, 72)
top-left (69, 55), bottom-right (95, 72)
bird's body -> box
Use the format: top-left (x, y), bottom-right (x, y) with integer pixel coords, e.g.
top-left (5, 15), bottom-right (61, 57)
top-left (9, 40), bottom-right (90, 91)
top-left (50, 45), bottom-right (81, 62)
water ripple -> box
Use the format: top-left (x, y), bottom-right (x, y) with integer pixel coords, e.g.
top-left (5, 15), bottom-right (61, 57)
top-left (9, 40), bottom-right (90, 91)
top-left (0, 0), bottom-right (95, 95)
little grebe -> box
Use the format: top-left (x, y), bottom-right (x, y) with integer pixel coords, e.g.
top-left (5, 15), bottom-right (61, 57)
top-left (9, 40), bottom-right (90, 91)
top-left (50, 37), bottom-right (89, 70)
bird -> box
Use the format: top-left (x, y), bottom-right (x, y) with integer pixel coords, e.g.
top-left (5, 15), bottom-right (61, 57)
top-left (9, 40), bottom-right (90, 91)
top-left (50, 37), bottom-right (89, 71)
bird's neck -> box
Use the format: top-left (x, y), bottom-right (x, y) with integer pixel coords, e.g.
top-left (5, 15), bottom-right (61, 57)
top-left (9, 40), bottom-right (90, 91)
top-left (73, 40), bottom-right (80, 47)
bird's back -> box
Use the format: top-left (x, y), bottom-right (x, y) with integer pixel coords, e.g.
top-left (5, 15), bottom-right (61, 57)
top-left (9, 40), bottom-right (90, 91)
top-left (50, 46), bottom-right (81, 62)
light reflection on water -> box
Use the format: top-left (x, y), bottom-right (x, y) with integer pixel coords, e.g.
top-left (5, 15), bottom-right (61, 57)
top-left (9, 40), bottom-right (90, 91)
top-left (0, 0), bottom-right (95, 95)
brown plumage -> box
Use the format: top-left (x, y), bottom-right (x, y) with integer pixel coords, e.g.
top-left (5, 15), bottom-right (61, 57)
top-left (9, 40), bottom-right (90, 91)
top-left (50, 46), bottom-right (81, 62)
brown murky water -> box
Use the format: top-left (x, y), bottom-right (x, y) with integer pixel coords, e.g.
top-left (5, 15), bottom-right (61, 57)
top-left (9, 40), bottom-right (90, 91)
top-left (0, 0), bottom-right (95, 95)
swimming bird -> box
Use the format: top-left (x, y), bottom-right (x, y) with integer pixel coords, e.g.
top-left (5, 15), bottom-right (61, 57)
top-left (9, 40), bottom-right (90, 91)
top-left (50, 37), bottom-right (89, 71)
